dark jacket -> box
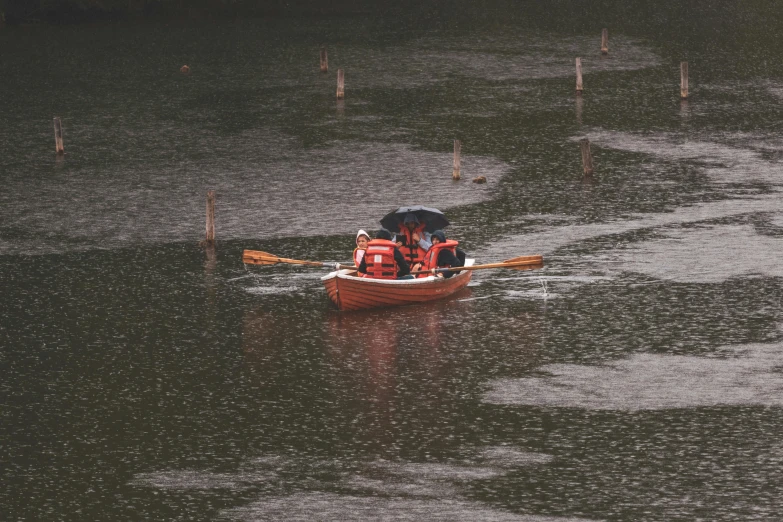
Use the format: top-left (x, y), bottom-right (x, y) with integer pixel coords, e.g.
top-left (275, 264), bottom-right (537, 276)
top-left (358, 247), bottom-right (410, 278)
top-left (434, 248), bottom-right (463, 278)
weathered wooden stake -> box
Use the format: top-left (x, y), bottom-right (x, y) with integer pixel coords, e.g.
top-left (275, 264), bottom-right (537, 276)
top-left (575, 57), bottom-right (583, 95)
top-left (53, 117), bottom-right (65, 155)
top-left (601, 28), bottom-right (609, 55)
top-left (580, 138), bottom-right (594, 176)
top-left (452, 140), bottom-right (461, 180)
top-left (205, 190), bottom-right (215, 245)
top-left (320, 47), bottom-right (328, 73)
top-left (680, 61), bottom-right (689, 99)
top-left (336, 69), bottom-right (345, 99)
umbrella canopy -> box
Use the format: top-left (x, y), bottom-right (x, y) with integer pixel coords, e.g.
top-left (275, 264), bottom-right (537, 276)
top-left (379, 206), bottom-right (450, 233)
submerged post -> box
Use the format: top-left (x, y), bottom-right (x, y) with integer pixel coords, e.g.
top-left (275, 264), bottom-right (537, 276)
top-left (53, 117), bottom-right (64, 155)
top-left (680, 61), bottom-right (689, 99)
top-left (453, 139), bottom-right (461, 180)
top-left (580, 138), bottom-right (594, 176)
top-left (575, 58), bottom-right (583, 95)
top-left (601, 28), bottom-right (609, 55)
top-left (205, 190), bottom-right (215, 245)
top-left (320, 46), bottom-right (328, 73)
top-left (336, 68), bottom-right (345, 99)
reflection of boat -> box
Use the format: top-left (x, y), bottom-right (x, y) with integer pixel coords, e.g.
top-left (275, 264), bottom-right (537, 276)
top-left (320, 260), bottom-right (474, 311)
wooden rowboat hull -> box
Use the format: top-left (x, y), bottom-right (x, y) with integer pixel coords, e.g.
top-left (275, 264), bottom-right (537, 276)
top-left (321, 261), bottom-right (474, 311)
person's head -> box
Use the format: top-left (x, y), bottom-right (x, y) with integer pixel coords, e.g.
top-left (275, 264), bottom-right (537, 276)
top-left (376, 228), bottom-right (392, 241)
top-left (402, 213), bottom-right (419, 231)
top-left (356, 229), bottom-right (370, 249)
top-left (431, 230), bottom-right (446, 245)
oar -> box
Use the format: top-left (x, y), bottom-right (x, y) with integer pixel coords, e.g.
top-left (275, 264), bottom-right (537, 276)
top-left (242, 249), bottom-right (355, 270)
top-left (409, 254), bottom-right (543, 275)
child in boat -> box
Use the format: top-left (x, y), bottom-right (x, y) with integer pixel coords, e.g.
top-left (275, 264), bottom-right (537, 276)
top-left (422, 230), bottom-right (464, 279)
top-left (353, 229), bottom-right (370, 267)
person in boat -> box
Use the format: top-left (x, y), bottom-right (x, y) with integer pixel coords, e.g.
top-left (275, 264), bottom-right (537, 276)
top-left (357, 228), bottom-right (412, 279)
top-left (420, 229), bottom-right (464, 279)
top-left (353, 229), bottom-right (370, 267)
top-left (393, 213), bottom-right (431, 271)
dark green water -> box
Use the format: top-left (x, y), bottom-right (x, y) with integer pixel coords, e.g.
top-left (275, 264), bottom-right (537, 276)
top-left (4, 2), bottom-right (783, 520)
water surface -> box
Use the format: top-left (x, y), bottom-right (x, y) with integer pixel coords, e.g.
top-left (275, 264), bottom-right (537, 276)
top-left (4, 3), bottom-right (783, 520)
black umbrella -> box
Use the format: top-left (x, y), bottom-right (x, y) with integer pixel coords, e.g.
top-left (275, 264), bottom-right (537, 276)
top-left (379, 206), bottom-right (450, 233)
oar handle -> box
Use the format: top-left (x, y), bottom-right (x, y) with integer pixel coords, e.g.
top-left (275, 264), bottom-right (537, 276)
top-left (409, 258), bottom-right (544, 275)
top-left (408, 267), bottom-right (457, 275)
top-left (326, 263), bottom-right (357, 270)
top-left (408, 266), bottom-right (474, 275)
top-left (289, 259), bottom-right (355, 269)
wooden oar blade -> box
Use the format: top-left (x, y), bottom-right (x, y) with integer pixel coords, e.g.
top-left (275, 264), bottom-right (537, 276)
top-left (502, 255), bottom-right (544, 265)
top-left (502, 254), bottom-right (544, 271)
top-left (242, 250), bottom-right (281, 265)
top-left (243, 249), bottom-right (353, 269)
top-left (508, 262), bottom-right (544, 271)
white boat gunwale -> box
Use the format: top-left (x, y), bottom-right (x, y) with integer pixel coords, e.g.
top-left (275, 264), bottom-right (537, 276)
top-left (320, 259), bottom-right (476, 284)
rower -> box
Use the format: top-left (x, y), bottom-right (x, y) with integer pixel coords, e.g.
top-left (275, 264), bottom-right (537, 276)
top-left (420, 230), bottom-right (463, 278)
top-left (357, 229), bottom-right (412, 279)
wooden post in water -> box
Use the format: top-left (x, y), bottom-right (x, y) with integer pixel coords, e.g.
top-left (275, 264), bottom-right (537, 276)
top-left (53, 117), bottom-right (65, 155)
top-left (205, 190), bottom-right (215, 245)
top-left (336, 69), bottom-right (345, 99)
top-left (580, 138), bottom-right (594, 176)
top-left (320, 46), bottom-right (328, 73)
top-left (601, 28), bottom-right (609, 55)
top-left (680, 61), bottom-right (689, 99)
top-left (452, 139), bottom-right (461, 180)
top-left (575, 58), bottom-right (583, 95)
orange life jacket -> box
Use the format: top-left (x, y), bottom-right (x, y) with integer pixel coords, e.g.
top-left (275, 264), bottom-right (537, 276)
top-left (353, 247), bottom-right (365, 267)
top-left (397, 224), bottom-right (428, 265)
top-left (363, 239), bottom-right (398, 279)
top-left (422, 240), bottom-right (459, 272)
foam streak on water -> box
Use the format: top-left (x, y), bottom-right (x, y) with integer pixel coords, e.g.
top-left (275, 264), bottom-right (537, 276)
top-left (612, 224), bottom-right (783, 282)
top-left (586, 129), bottom-right (783, 185)
top-left (223, 493), bottom-right (594, 522)
top-left (484, 342), bottom-right (783, 411)
top-left (131, 451), bottom-right (568, 522)
top-left (482, 195), bottom-right (783, 259)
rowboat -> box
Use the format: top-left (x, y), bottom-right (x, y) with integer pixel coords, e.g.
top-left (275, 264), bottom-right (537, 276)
top-left (321, 260), bottom-right (475, 311)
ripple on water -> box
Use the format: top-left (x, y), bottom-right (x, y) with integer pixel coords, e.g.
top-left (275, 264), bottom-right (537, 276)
top-left (484, 342), bottom-right (783, 411)
top-left (478, 446), bottom-right (554, 467)
top-left (131, 470), bottom-right (274, 491)
top-left (239, 271), bottom-right (322, 295)
top-left (768, 215), bottom-right (783, 228)
top-left (221, 493), bottom-right (596, 522)
top-left (245, 286), bottom-right (303, 295)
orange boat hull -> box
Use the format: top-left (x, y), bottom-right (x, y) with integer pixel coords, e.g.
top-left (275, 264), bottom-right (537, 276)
top-left (321, 266), bottom-right (473, 311)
